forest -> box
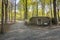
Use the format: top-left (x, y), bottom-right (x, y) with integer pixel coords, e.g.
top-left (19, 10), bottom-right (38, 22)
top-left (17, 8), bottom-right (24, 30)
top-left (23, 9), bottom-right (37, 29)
top-left (0, 0), bottom-right (60, 33)
top-left (0, 0), bottom-right (60, 22)
top-left (0, 0), bottom-right (60, 40)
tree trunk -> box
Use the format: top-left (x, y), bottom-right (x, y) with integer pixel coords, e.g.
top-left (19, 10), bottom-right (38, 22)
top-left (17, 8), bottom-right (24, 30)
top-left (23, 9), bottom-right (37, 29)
top-left (53, 0), bottom-right (57, 25)
top-left (58, 9), bottom-right (59, 21)
top-left (32, 5), bottom-right (34, 17)
top-left (50, 0), bottom-right (52, 26)
top-left (14, 0), bottom-right (16, 22)
top-left (1, 0), bottom-right (4, 34)
top-left (8, 5), bottom-right (10, 22)
top-left (10, 5), bottom-right (12, 22)
top-left (42, 1), bottom-right (45, 16)
top-left (36, 2), bottom-right (38, 17)
top-left (24, 0), bottom-right (27, 19)
top-left (5, 0), bottom-right (8, 23)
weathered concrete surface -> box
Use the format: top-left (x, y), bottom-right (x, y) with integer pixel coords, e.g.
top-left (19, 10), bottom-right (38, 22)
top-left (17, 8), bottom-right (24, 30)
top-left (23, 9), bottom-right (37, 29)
top-left (0, 21), bottom-right (60, 40)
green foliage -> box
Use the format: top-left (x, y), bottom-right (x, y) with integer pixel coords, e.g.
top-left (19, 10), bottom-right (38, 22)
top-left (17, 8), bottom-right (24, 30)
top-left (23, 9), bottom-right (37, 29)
top-left (14, 0), bottom-right (60, 20)
top-left (0, 0), bottom-right (60, 21)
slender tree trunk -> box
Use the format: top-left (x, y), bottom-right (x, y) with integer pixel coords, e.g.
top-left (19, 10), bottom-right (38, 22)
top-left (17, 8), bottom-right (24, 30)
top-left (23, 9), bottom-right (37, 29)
top-left (32, 0), bottom-right (34, 17)
top-left (14, 0), bottom-right (16, 22)
top-left (53, 0), bottom-right (57, 24)
top-left (1, 0), bottom-right (4, 34)
top-left (24, 0), bottom-right (27, 19)
top-left (32, 5), bottom-right (34, 17)
top-left (5, 0), bottom-right (8, 23)
top-left (50, 0), bottom-right (52, 25)
top-left (22, 0), bottom-right (24, 20)
top-left (36, 2), bottom-right (38, 17)
top-left (19, 4), bottom-right (21, 20)
top-left (11, 4), bottom-right (13, 22)
top-left (42, 1), bottom-right (45, 16)
top-left (58, 9), bottom-right (59, 21)
top-left (8, 5), bottom-right (10, 22)
top-left (50, 0), bottom-right (52, 18)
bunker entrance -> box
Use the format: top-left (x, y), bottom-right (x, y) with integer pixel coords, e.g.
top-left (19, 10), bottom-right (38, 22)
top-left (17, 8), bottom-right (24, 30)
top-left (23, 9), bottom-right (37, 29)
top-left (24, 0), bottom-right (60, 26)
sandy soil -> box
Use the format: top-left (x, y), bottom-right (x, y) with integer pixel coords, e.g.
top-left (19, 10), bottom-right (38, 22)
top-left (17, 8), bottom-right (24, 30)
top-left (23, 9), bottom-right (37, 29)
top-left (0, 21), bottom-right (60, 40)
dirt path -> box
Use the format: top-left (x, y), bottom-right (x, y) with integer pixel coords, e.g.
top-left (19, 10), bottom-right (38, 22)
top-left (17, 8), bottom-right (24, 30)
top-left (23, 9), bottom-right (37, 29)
top-left (0, 21), bottom-right (60, 40)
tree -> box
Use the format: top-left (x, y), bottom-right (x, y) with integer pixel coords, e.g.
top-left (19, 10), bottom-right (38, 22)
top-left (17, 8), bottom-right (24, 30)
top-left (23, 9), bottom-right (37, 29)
top-left (1, 0), bottom-right (5, 33)
top-left (5, 0), bottom-right (8, 23)
top-left (53, 0), bottom-right (57, 24)
top-left (14, 0), bottom-right (16, 22)
top-left (25, 0), bottom-right (27, 19)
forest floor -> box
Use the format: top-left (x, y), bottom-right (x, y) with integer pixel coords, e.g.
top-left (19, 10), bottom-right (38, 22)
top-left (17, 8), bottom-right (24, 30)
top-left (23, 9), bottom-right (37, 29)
top-left (0, 21), bottom-right (60, 40)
